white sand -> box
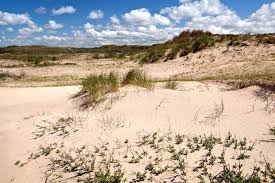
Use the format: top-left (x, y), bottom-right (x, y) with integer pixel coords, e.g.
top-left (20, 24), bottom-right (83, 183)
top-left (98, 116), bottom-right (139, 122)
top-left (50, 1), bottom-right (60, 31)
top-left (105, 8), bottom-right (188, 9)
top-left (0, 83), bottom-right (274, 182)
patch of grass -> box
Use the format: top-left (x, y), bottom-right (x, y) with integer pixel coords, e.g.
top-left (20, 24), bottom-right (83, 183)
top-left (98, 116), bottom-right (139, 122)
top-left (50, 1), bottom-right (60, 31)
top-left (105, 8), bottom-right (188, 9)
top-left (164, 80), bottom-right (178, 90)
top-left (122, 69), bottom-right (154, 89)
top-left (73, 72), bottom-right (119, 110)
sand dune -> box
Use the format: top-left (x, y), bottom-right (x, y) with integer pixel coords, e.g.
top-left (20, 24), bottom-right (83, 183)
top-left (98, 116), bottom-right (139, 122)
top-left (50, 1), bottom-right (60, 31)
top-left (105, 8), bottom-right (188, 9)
top-left (0, 83), bottom-right (274, 182)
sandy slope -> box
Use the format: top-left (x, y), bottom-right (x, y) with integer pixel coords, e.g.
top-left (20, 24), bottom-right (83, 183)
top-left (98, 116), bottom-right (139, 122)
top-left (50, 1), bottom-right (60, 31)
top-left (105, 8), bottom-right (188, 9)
top-left (0, 82), bottom-right (274, 182)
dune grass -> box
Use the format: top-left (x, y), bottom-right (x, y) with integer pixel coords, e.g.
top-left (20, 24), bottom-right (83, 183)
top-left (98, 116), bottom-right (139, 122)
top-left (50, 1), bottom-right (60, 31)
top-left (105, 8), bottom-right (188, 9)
top-left (73, 72), bottom-right (119, 110)
top-left (164, 80), bottom-right (178, 90)
top-left (122, 69), bottom-right (154, 89)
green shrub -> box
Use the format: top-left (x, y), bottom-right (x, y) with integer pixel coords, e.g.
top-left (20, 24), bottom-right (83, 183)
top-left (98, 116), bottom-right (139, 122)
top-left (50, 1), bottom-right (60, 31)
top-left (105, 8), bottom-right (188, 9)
top-left (74, 72), bottom-right (119, 109)
top-left (122, 69), bottom-right (154, 89)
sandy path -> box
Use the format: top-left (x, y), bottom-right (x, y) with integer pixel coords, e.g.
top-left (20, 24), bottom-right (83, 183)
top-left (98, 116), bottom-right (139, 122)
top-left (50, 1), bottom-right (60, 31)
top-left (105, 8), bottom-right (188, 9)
top-left (0, 83), bottom-right (274, 182)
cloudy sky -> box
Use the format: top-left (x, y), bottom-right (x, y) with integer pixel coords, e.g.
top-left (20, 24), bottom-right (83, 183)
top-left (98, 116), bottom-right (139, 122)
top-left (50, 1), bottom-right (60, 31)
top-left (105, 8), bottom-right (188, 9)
top-left (0, 0), bottom-right (274, 47)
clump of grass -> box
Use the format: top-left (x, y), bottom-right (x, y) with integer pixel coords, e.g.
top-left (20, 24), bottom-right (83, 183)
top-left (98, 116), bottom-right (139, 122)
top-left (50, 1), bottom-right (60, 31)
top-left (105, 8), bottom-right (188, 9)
top-left (122, 69), bottom-right (154, 89)
top-left (73, 72), bottom-right (119, 110)
top-left (164, 80), bottom-right (178, 90)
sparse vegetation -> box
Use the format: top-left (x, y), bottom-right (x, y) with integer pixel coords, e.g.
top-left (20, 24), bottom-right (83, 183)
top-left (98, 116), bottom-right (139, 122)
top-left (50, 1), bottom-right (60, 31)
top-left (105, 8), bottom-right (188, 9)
top-left (19, 132), bottom-right (275, 182)
top-left (122, 69), bottom-right (154, 89)
top-left (32, 115), bottom-right (85, 139)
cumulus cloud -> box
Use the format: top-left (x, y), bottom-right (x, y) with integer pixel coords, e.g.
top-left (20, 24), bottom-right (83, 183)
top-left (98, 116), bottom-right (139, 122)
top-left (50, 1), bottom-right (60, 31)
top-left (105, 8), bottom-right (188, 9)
top-left (160, 0), bottom-right (230, 21)
top-left (52, 6), bottom-right (76, 15)
top-left (243, 2), bottom-right (275, 33)
top-left (0, 11), bottom-right (30, 25)
top-left (44, 20), bottom-right (64, 30)
top-left (18, 20), bottom-right (43, 35)
top-left (161, 0), bottom-right (275, 34)
top-left (35, 6), bottom-right (47, 14)
top-left (123, 8), bottom-right (171, 26)
top-left (88, 10), bottom-right (104, 19)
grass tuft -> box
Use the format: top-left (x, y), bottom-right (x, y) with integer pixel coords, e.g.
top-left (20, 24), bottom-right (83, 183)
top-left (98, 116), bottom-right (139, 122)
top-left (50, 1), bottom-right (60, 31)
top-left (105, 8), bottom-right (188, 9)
top-left (122, 69), bottom-right (154, 89)
top-left (164, 80), bottom-right (178, 90)
top-left (73, 72), bottom-right (119, 110)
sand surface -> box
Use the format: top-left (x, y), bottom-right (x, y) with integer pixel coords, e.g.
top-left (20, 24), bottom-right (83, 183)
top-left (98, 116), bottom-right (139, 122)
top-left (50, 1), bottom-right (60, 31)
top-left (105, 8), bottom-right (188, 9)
top-left (0, 83), bottom-right (274, 182)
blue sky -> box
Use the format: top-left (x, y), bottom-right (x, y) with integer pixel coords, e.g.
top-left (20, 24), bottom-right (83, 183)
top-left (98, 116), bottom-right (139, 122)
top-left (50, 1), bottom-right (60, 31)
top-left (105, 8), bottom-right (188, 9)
top-left (0, 0), bottom-right (274, 47)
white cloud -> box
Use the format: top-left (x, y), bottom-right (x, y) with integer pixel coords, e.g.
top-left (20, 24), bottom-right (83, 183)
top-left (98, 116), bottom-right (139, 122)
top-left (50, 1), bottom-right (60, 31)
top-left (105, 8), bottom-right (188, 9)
top-left (160, 0), bottom-right (230, 21)
top-left (35, 6), bottom-right (47, 14)
top-left (44, 20), bottom-right (64, 30)
top-left (110, 15), bottom-right (120, 24)
top-left (19, 20), bottom-right (43, 35)
top-left (83, 22), bottom-right (94, 30)
top-left (123, 8), bottom-right (171, 26)
top-left (35, 35), bottom-right (68, 41)
top-left (88, 10), bottom-right (104, 19)
top-left (52, 6), bottom-right (76, 15)
top-left (6, 27), bottom-right (14, 32)
top-left (161, 0), bottom-right (275, 34)
top-left (0, 11), bottom-right (30, 25)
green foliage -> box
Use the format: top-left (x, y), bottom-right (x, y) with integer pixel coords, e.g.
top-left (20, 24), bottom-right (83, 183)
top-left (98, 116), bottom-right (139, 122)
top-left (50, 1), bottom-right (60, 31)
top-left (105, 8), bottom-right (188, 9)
top-left (122, 69), bottom-right (154, 89)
